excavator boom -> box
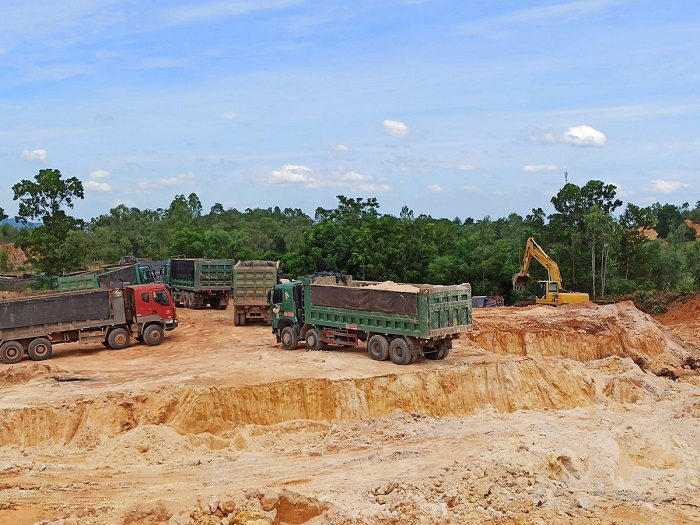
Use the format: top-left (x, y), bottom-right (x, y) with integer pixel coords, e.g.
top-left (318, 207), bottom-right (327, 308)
top-left (513, 237), bottom-right (563, 290)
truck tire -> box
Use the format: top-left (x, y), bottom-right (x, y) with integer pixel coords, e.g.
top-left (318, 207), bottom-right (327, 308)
top-left (280, 326), bottom-right (298, 350)
top-left (305, 328), bottom-right (322, 350)
top-left (1, 341), bottom-right (24, 364)
top-left (142, 324), bottom-right (164, 346)
top-left (107, 327), bottom-right (131, 350)
top-left (389, 337), bottom-right (412, 365)
top-left (367, 335), bottom-right (390, 361)
top-left (28, 338), bottom-right (52, 361)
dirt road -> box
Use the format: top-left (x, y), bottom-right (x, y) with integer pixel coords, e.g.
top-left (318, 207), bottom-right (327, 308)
top-left (1, 298), bottom-right (700, 524)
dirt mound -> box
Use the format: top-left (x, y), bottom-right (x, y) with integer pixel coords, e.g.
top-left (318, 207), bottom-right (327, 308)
top-left (465, 301), bottom-right (691, 374)
top-left (653, 292), bottom-right (700, 355)
top-left (2, 302), bottom-right (700, 524)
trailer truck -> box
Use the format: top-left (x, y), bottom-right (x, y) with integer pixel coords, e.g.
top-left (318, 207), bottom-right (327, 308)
top-left (56, 262), bottom-right (156, 292)
top-left (0, 283), bottom-right (178, 364)
top-left (269, 276), bottom-right (472, 364)
top-left (232, 260), bottom-right (281, 325)
top-left (168, 258), bottom-right (234, 309)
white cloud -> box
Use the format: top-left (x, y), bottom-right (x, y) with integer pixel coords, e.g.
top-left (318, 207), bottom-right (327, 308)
top-left (561, 125), bottom-right (607, 147)
top-left (221, 112), bottom-right (237, 120)
top-left (649, 179), bottom-right (690, 194)
top-left (462, 185), bottom-right (479, 192)
top-left (522, 164), bottom-right (559, 172)
top-left (266, 166), bottom-right (390, 193)
top-left (269, 164), bottom-right (314, 184)
top-left (90, 169), bottom-right (110, 179)
top-left (457, 164), bottom-right (476, 171)
top-left (428, 184), bottom-right (443, 192)
top-left (337, 171), bottom-right (370, 182)
top-left (332, 144), bottom-right (350, 152)
top-left (85, 180), bottom-right (112, 192)
top-left (525, 130), bottom-right (556, 144)
top-left (20, 149), bottom-right (46, 162)
top-left (382, 119), bottom-right (409, 136)
top-left (160, 171), bottom-right (197, 185)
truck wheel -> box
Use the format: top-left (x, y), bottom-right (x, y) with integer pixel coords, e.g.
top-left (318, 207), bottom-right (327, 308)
top-left (389, 338), bottom-right (412, 365)
top-left (280, 326), bottom-right (298, 350)
top-left (142, 325), bottom-right (164, 346)
top-left (1, 341), bottom-right (24, 364)
top-left (28, 338), bottom-right (53, 361)
top-left (438, 346), bottom-right (450, 359)
top-left (367, 335), bottom-right (390, 361)
top-left (107, 328), bottom-right (131, 350)
top-left (424, 350), bottom-right (440, 360)
top-left (305, 328), bottom-right (322, 350)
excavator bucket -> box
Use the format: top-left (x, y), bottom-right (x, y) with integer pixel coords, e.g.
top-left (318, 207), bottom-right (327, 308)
top-left (512, 271), bottom-right (529, 291)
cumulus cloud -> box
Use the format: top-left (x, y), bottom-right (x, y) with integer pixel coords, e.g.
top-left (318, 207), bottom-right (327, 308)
top-left (457, 164), bottom-right (476, 171)
top-left (20, 149), bottom-right (47, 162)
top-left (269, 164), bottom-right (314, 184)
top-left (522, 164), bottom-right (559, 172)
top-left (382, 119), bottom-right (409, 136)
top-left (561, 125), bottom-right (607, 147)
top-left (85, 180), bottom-right (112, 191)
top-left (90, 170), bottom-right (110, 179)
top-left (267, 165), bottom-right (390, 192)
top-left (160, 171), bottom-right (197, 185)
top-left (428, 184), bottom-right (444, 192)
top-left (649, 179), bottom-right (690, 194)
top-left (332, 144), bottom-right (350, 152)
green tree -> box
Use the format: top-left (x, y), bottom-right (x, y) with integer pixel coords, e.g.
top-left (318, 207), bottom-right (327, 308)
top-left (12, 168), bottom-right (84, 275)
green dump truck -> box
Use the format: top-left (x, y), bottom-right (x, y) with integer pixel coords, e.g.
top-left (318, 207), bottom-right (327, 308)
top-left (56, 262), bottom-right (156, 292)
top-left (232, 260), bottom-right (281, 325)
top-left (168, 258), bottom-right (235, 309)
top-left (269, 275), bottom-right (472, 364)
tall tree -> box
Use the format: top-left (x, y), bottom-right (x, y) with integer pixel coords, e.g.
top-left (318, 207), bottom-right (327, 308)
top-left (12, 168), bottom-right (84, 275)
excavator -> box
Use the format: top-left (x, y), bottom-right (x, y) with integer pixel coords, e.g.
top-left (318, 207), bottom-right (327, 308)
top-left (512, 237), bottom-right (589, 306)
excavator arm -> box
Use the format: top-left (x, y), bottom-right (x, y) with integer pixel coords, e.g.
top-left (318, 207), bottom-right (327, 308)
top-left (512, 237), bottom-right (563, 291)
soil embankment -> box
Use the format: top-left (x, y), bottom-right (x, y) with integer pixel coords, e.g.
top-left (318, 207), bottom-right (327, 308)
top-left (1, 298), bottom-right (699, 524)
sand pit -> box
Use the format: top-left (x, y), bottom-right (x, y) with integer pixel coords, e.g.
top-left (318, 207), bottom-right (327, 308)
top-left (1, 296), bottom-right (700, 524)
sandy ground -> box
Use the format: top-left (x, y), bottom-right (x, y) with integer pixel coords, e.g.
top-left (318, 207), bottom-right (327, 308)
top-left (1, 295), bottom-right (700, 524)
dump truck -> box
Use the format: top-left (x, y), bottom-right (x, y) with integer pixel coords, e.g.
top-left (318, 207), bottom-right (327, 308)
top-left (232, 260), bottom-right (281, 325)
top-left (168, 258), bottom-right (234, 309)
top-left (269, 275), bottom-right (472, 364)
top-left (0, 283), bottom-right (178, 364)
top-left (56, 262), bottom-right (156, 292)
top-left (512, 237), bottom-right (589, 305)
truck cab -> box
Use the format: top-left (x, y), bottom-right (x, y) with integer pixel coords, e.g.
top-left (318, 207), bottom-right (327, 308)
top-left (269, 280), bottom-right (303, 345)
top-left (127, 283), bottom-right (178, 331)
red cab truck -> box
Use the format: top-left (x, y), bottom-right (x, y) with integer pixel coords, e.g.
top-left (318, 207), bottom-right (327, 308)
top-left (0, 283), bottom-right (178, 364)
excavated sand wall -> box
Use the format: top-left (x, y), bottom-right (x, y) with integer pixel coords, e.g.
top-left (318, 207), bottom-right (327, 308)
top-left (468, 302), bottom-right (682, 367)
top-left (0, 358), bottom-right (596, 447)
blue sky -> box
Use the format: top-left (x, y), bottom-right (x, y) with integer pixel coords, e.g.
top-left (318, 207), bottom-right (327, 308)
top-left (1, 0), bottom-right (698, 222)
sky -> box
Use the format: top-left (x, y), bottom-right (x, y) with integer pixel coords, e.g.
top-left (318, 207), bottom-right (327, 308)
top-left (1, 0), bottom-right (699, 222)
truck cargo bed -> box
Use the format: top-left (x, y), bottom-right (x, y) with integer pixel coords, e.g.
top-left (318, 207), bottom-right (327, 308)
top-left (304, 281), bottom-right (472, 339)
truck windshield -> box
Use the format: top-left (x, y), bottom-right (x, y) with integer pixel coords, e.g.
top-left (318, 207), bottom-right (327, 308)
top-left (153, 289), bottom-right (170, 306)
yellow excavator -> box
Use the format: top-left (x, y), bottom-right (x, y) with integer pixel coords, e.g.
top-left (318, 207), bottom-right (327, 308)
top-left (512, 237), bottom-right (589, 306)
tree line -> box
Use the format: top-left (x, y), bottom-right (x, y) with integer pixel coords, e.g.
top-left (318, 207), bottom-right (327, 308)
top-left (2, 169), bottom-right (699, 303)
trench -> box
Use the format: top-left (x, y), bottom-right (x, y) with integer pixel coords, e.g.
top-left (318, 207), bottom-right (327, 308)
top-left (0, 358), bottom-right (598, 448)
